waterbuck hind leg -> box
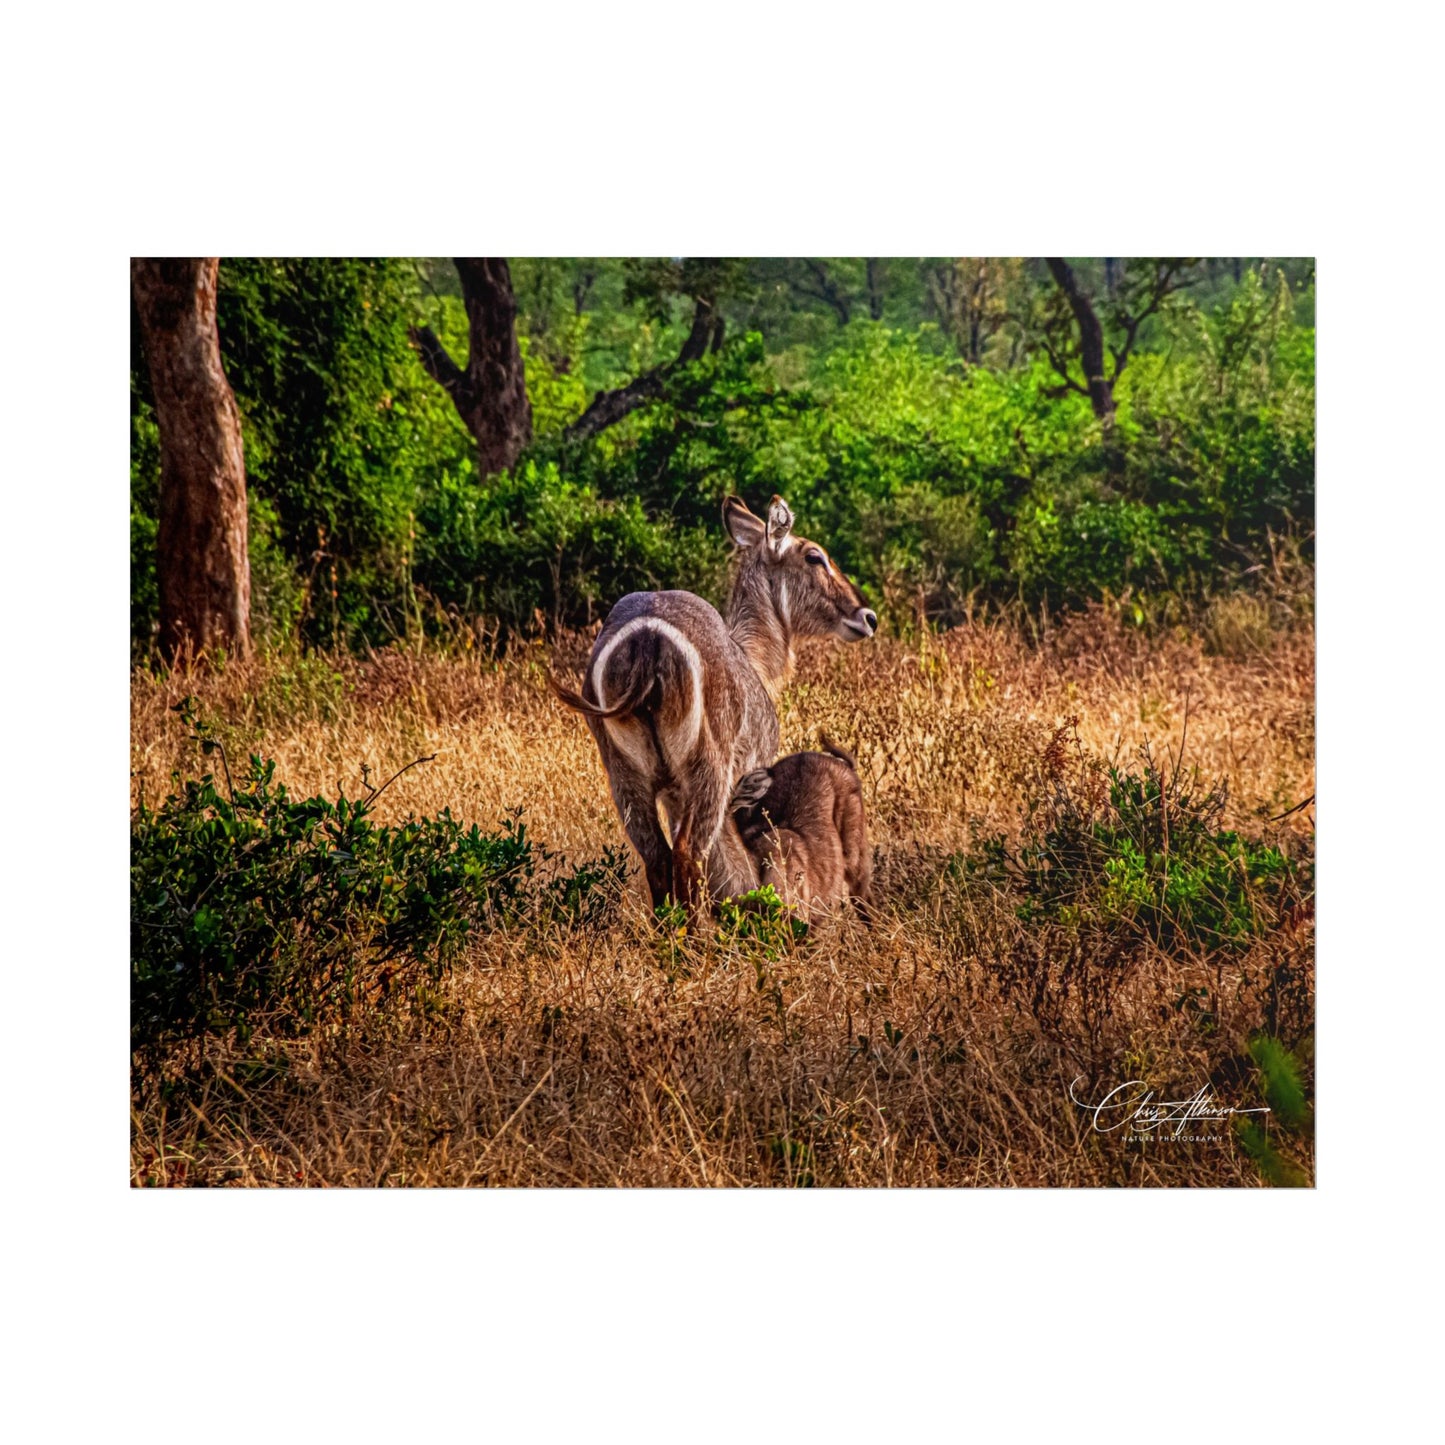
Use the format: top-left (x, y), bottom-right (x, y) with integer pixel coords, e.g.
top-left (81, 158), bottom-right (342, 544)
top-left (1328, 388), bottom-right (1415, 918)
top-left (839, 780), bottom-right (874, 927)
top-left (670, 771), bottom-right (731, 922)
top-left (671, 838), bottom-right (704, 916)
top-left (851, 848), bottom-right (875, 926)
top-left (852, 887), bottom-right (874, 929)
top-left (607, 768), bottom-right (673, 914)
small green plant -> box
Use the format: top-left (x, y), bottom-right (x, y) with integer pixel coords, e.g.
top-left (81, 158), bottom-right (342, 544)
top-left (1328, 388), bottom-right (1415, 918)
top-left (766, 1134), bottom-right (816, 1187)
top-left (1233, 1032), bottom-right (1313, 1186)
top-left (716, 885), bottom-right (809, 959)
top-left (1248, 1032), bottom-right (1311, 1128)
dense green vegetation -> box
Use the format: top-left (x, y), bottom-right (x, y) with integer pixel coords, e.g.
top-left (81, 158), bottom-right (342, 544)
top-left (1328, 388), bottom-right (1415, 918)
top-left (130, 258), bottom-right (1314, 653)
top-left (131, 699), bottom-right (625, 1072)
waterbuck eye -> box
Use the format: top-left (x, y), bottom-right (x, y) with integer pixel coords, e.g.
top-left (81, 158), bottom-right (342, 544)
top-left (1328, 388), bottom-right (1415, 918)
top-left (805, 550), bottom-right (826, 566)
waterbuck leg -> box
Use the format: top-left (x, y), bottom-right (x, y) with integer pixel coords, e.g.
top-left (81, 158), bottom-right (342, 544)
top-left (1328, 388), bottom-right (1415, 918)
top-left (706, 814), bottom-right (759, 903)
top-left (852, 890), bottom-right (874, 929)
top-left (671, 773), bottom-right (730, 920)
top-left (608, 771), bottom-right (672, 913)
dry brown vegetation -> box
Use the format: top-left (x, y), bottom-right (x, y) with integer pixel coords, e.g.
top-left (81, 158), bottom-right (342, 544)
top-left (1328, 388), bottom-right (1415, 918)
top-left (130, 605), bottom-right (1315, 1187)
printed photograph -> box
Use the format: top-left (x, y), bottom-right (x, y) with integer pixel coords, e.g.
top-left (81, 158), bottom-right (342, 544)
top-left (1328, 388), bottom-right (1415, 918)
top-left (130, 257), bottom-right (1316, 1187)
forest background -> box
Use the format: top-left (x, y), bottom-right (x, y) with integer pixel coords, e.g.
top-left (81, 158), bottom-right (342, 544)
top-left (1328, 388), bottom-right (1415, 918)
top-left (129, 257), bottom-right (1314, 659)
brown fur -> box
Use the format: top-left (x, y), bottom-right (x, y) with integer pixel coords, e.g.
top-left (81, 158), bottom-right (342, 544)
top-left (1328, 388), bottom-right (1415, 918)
top-left (730, 740), bottom-right (873, 925)
top-left (550, 496), bottom-right (876, 919)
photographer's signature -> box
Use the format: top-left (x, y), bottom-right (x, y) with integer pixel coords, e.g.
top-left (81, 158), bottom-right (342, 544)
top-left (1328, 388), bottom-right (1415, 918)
top-left (1069, 1077), bottom-right (1268, 1142)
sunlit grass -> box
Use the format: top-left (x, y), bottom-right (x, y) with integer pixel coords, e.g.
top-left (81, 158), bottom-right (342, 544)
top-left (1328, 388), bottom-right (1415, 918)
top-left (130, 607), bottom-right (1314, 1187)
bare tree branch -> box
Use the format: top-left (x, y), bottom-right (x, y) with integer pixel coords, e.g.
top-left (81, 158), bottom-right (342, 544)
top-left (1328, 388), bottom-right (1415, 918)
top-left (1109, 259), bottom-right (1194, 379)
top-left (795, 260), bottom-right (853, 326)
top-left (408, 325), bottom-right (469, 403)
top-left (1034, 322), bottom-right (1089, 397)
top-left (563, 292), bottom-right (721, 444)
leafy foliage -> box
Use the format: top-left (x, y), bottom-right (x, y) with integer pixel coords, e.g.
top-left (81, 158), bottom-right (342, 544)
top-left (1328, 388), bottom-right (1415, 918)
top-left (1235, 1033), bottom-right (1313, 1186)
top-left (716, 884), bottom-right (810, 957)
top-left (414, 458), bottom-right (720, 636)
top-left (130, 258), bottom-right (1314, 649)
top-left (131, 701), bottom-right (622, 1072)
top-left (975, 727), bottom-right (1311, 950)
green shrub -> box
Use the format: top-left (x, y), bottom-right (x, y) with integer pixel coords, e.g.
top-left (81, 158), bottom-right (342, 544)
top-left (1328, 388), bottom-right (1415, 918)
top-left (1117, 272), bottom-right (1315, 550)
top-left (131, 705), bottom-right (535, 1066)
top-left (415, 458), bottom-right (723, 636)
top-left (131, 702), bottom-right (632, 1073)
top-left (976, 737), bottom-right (1311, 950)
top-left (1009, 497), bottom-right (1212, 608)
top-left (131, 262), bottom-right (1314, 647)
top-left (716, 885), bottom-right (809, 958)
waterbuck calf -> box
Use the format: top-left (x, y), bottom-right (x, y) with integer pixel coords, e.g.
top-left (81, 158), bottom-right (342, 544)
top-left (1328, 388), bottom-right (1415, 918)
top-left (730, 741), bottom-right (873, 925)
top-left (549, 495), bottom-right (876, 918)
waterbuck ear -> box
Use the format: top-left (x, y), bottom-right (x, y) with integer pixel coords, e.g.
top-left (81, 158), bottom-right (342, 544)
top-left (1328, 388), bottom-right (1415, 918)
top-left (765, 495), bottom-right (794, 555)
top-left (731, 769), bottom-right (773, 810)
top-left (723, 495), bottom-right (766, 549)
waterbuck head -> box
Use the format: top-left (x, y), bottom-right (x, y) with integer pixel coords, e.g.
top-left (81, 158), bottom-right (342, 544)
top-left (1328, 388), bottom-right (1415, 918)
top-left (722, 495), bottom-right (876, 685)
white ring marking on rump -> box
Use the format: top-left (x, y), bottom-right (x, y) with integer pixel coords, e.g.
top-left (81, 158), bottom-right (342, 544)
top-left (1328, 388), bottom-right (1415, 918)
top-left (590, 616), bottom-right (705, 774)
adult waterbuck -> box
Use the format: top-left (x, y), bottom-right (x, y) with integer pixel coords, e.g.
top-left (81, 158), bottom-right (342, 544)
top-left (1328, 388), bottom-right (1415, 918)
top-left (549, 494), bottom-right (876, 918)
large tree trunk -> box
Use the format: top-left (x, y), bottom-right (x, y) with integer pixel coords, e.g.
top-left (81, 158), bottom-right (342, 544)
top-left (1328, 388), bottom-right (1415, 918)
top-left (131, 258), bottom-right (252, 662)
top-left (410, 257), bottom-right (532, 477)
top-left (1045, 257), bottom-right (1115, 425)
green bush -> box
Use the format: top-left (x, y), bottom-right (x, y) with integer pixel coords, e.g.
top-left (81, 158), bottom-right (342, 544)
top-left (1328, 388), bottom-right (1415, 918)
top-left (1117, 272), bottom-right (1315, 549)
top-left (975, 739), bottom-right (1311, 951)
top-left (414, 458), bottom-right (724, 636)
top-left (1009, 496), bottom-right (1212, 608)
top-left (132, 702), bottom-right (629, 1071)
top-left (132, 743), bottom-right (534, 1067)
top-left (1234, 1032), bottom-right (1313, 1186)
top-left (716, 884), bottom-right (809, 957)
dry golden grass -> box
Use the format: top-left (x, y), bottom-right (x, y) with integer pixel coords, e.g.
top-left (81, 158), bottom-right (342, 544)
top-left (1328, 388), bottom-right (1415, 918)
top-left (130, 608), bottom-right (1315, 1187)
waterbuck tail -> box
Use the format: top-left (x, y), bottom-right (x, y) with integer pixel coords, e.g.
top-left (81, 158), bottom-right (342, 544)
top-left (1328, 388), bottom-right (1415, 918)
top-left (546, 670), bottom-right (652, 720)
top-left (819, 734), bottom-right (858, 770)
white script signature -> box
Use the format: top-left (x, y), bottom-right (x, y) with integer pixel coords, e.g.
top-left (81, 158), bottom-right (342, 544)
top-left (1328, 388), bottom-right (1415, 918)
top-left (1069, 1077), bottom-right (1269, 1140)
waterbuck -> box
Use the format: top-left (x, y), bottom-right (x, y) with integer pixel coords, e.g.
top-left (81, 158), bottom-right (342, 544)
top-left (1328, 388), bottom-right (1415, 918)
top-left (549, 494), bottom-right (876, 917)
top-left (730, 740), bottom-right (873, 925)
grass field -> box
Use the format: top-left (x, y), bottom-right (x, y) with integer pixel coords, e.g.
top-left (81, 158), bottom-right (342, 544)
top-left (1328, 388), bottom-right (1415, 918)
top-left (130, 602), bottom-right (1315, 1187)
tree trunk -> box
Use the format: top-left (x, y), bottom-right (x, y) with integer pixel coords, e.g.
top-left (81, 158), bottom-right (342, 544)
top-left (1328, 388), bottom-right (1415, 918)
top-left (802, 260), bottom-right (852, 326)
top-left (865, 258), bottom-right (886, 321)
top-left (410, 257), bottom-right (532, 478)
top-left (131, 258), bottom-right (252, 662)
top-left (1045, 257), bottom-right (1115, 425)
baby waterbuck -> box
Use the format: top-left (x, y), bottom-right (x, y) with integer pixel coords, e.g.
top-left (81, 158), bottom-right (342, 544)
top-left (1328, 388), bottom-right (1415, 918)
top-left (549, 494), bottom-right (876, 917)
top-left (730, 741), bottom-right (873, 925)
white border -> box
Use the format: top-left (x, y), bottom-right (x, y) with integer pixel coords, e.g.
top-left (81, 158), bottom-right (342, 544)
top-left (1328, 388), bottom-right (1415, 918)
top-left (5, 2), bottom-right (1439, 1437)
